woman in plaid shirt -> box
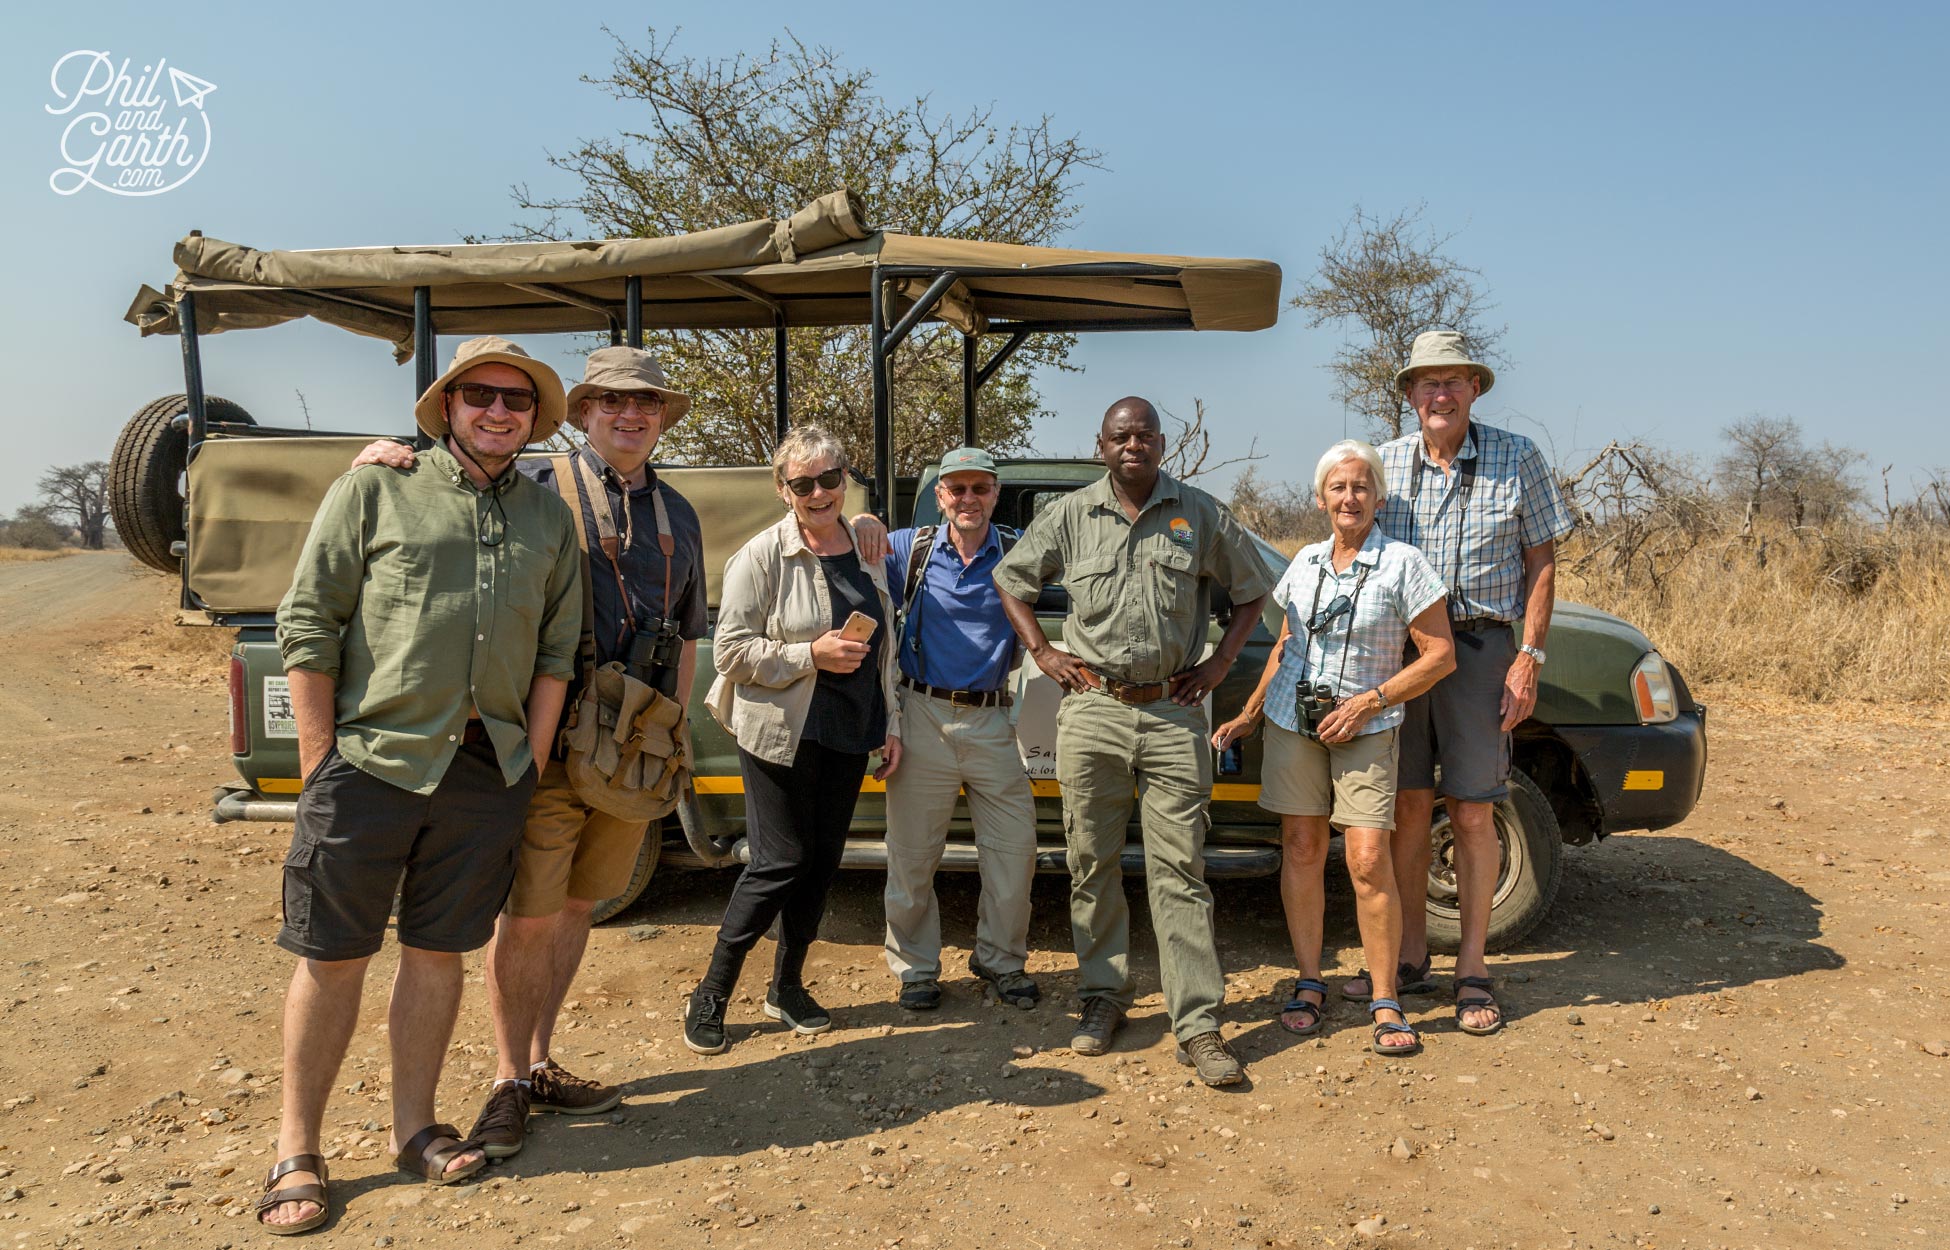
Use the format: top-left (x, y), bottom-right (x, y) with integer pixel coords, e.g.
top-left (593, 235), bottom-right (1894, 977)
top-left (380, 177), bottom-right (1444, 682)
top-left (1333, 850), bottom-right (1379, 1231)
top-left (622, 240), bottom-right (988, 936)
top-left (1214, 441), bottom-right (1456, 1054)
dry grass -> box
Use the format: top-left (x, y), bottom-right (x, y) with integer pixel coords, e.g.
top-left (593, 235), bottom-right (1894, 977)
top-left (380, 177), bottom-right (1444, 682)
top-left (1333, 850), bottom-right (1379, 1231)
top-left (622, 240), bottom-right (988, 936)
top-left (102, 565), bottom-right (235, 685)
top-left (0, 547), bottom-right (72, 563)
top-left (1560, 523), bottom-right (1950, 705)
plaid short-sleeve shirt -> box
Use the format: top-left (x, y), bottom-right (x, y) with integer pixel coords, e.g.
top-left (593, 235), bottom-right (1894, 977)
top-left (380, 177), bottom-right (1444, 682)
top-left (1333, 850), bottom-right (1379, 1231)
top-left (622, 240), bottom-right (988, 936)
top-left (1375, 421), bottom-right (1573, 622)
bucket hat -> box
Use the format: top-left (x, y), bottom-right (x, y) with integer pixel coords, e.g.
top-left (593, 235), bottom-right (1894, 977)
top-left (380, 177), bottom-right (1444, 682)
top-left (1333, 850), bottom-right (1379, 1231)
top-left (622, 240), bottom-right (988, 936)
top-left (414, 336), bottom-right (567, 443)
top-left (564, 347), bottom-right (693, 427)
top-left (1395, 330), bottom-right (1495, 396)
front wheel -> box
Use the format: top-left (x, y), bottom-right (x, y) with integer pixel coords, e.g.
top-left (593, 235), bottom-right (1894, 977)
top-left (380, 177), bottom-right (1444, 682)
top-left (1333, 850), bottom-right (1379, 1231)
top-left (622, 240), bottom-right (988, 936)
top-left (590, 825), bottom-right (661, 924)
top-left (1424, 768), bottom-right (1564, 954)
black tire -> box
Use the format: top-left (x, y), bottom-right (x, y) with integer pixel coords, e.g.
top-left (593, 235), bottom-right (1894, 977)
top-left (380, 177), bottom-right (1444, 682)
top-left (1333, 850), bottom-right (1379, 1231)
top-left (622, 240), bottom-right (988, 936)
top-left (590, 824), bottom-right (662, 924)
top-left (108, 394), bottom-right (255, 573)
top-left (1424, 768), bottom-right (1564, 954)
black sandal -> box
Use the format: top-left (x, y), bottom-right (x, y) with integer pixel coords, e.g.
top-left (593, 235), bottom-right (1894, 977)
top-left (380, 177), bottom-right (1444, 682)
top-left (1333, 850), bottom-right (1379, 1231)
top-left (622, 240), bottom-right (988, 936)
top-left (1342, 953), bottom-right (1436, 1002)
top-left (252, 1153), bottom-right (329, 1236)
top-left (1368, 998), bottom-right (1423, 1055)
top-left (1454, 975), bottom-right (1505, 1036)
top-left (1277, 978), bottom-right (1329, 1036)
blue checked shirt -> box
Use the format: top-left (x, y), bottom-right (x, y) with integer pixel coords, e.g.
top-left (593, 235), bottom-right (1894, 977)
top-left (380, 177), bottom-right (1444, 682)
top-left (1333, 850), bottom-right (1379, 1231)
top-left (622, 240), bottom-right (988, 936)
top-left (1376, 421), bottom-right (1574, 622)
top-left (1265, 527), bottom-right (1447, 737)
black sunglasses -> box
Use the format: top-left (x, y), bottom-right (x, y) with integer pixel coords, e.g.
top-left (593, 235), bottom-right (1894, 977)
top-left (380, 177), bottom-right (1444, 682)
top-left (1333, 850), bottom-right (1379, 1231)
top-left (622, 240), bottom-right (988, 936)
top-left (447, 382), bottom-right (537, 413)
top-left (1307, 593), bottom-right (1354, 635)
top-left (784, 468), bottom-right (846, 497)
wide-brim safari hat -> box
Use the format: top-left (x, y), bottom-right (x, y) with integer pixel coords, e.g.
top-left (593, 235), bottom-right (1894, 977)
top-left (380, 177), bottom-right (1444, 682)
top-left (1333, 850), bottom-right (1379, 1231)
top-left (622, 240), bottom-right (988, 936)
top-left (1395, 329), bottom-right (1495, 396)
top-left (413, 335), bottom-right (567, 443)
top-left (564, 347), bottom-right (693, 427)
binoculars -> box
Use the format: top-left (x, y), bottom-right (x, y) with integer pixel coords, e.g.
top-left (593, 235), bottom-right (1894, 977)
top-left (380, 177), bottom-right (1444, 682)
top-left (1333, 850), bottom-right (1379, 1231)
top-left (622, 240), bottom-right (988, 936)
top-left (1295, 680), bottom-right (1339, 741)
top-left (626, 617), bottom-right (685, 698)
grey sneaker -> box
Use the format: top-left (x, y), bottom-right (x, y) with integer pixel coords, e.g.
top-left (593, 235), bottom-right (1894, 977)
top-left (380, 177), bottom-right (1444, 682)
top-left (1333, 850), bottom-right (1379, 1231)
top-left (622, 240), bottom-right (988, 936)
top-left (1070, 997), bottom-right (1125, 1055)
top-left (1175, 1030), bottom-right (1245, 1087)
top-left (898, 980), bottom-right (942, 1011)
top-left (969, 957), bottom-right (1040, 1009)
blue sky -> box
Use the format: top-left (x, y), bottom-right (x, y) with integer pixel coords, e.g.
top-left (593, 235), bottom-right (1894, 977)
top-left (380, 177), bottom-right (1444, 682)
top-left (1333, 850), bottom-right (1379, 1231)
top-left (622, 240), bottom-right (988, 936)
top-left (5, 2), bottom-right (1945, 515)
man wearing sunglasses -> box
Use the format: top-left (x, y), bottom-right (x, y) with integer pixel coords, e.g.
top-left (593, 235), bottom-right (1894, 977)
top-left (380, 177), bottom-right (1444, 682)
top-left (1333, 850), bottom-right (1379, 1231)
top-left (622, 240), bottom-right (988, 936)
top-left (867, 446), bottom-right (1042, 1014)
top-left (994, 398), bottom-right (1271, 1087)
top-left (263, 337), bottom-right (581, 1229)
top-left (1347, 331), bottom-right (1575, 1037)
top-left (352, 345), bottom-right (714, 1160)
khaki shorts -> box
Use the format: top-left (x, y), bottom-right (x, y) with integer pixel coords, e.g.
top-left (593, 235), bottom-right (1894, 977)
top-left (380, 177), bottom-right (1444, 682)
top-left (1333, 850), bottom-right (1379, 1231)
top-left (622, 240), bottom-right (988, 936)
top-left (505, 759), bottom-right (651, 916)
top-left (1257, 721), bottom-right (1399, 831)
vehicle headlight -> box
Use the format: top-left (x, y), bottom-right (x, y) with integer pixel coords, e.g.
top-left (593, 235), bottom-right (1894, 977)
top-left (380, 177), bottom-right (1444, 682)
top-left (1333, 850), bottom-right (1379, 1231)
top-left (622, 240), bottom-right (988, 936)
top-left (1631, 652), bottom-right (1679, 724)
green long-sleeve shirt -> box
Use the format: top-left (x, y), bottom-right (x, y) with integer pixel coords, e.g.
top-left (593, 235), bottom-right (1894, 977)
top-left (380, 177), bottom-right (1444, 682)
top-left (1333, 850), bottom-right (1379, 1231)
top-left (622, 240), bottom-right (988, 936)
top-left (276, 445), bottom-right (582, 794)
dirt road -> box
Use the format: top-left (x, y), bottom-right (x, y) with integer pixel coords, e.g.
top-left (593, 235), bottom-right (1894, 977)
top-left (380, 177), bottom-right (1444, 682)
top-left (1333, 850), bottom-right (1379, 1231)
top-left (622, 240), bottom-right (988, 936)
top-left (2, 553), bottom-right (1946, 1248)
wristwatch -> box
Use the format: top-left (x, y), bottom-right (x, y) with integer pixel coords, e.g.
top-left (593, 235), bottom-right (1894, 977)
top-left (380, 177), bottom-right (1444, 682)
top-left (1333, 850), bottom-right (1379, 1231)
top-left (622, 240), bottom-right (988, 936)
top-left (1371, 687), bottom-right (1389, 711)
top-left (1519, 644), bottom-right (1547, 665)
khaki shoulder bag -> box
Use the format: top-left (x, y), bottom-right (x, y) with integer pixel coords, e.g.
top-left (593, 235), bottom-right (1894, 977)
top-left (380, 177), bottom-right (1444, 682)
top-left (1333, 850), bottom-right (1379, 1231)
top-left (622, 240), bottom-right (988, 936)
top-left (550, 454), bottom-right (689, 822)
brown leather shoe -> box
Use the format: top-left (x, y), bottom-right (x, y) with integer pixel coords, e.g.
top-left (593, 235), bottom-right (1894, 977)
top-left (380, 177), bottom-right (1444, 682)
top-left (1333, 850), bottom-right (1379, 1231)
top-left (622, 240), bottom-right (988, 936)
top-left (467, 1080), bottom-right (531, 1159)
top-left (529, 1058), bottom-right (621, 1115)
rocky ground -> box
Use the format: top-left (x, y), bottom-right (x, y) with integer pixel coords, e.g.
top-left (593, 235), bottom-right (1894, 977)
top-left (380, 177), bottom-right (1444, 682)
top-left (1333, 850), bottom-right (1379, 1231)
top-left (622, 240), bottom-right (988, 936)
top-left (0, 552), bottom-right (1945, 1249)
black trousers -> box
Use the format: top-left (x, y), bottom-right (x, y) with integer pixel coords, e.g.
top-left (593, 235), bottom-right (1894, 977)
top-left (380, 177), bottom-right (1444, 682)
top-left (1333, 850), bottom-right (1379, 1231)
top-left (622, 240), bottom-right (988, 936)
top-left (700, 738), bottom-right (869, 993)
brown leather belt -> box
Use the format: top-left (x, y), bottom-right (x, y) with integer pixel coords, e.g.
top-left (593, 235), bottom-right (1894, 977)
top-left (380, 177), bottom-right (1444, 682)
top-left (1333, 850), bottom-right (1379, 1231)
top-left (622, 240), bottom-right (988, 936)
top-left (1449, 616), bottom-right (1512, 633)
top-left (1088, 670), bottom-right (1168, 705)
top-left (900, 676), bottom-right (1012, 708)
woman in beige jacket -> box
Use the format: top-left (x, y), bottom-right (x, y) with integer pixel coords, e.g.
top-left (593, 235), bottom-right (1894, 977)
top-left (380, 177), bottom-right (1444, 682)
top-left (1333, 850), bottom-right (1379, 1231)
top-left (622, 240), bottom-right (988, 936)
top-left (686, 425), bottom-right (902, 1054)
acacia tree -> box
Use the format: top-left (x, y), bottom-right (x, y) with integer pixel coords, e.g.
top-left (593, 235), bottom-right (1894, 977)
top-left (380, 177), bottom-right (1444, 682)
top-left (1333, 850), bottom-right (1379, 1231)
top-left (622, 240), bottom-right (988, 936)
top-left (37, 461), bottom-right (109, 549)
top-left (1290, 206), bottom-right (1506, 440)
top-left (1716, 414), bottom-right (1862, 531)
top-left (509, 29), bottom-right (1101, 471)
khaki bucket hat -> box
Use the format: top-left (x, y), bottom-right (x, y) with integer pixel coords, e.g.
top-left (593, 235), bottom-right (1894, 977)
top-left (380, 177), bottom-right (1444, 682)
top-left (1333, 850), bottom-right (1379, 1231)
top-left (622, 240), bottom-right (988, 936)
top-left (1395, 329), bottom-right (1495, 396)
top-left (564, 347), bottom-right (693, 428)
top-left (414, 336), bottom-right (568, 443)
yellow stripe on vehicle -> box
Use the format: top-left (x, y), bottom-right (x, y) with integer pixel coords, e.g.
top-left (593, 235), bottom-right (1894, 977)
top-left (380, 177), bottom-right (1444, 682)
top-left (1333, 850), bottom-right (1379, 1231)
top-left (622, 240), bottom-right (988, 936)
top-left (1622, 770), bottom-right (1665, 791)
top-left (689, 776), bottom-right (1261, 801)
top-left (259, 778), bottom-right (302, 794)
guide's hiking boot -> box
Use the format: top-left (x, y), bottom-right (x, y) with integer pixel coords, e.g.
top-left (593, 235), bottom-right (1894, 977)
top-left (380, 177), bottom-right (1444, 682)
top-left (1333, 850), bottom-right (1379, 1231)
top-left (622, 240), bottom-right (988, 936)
top-left (1069, 997), bottom-right (1125, 1055)
top-left (969, 957), bottom-right (1041, 1009)
top-left (684, 989), bottom-right (729, 1055)
top-left (898, 979), bottom-right (943, 1011)
top-left (764, 984), bottom-right (833, 1035)
top-left (1175, 1030), bottom-right (1245, 1087)
top-left (529, 1058), bottom-right (620, 1115)
top-left (468, 1080), bottom-right (531, 1159)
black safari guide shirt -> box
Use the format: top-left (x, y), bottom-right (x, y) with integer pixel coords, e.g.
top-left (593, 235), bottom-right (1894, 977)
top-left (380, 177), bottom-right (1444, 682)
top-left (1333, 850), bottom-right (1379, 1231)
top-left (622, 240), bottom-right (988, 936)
top-left (523, 451), bottom-right (709, 658)
top-left (276, 444), bottom-right (583, 795)
top-left (993, 471), bottom-right (1272, 685)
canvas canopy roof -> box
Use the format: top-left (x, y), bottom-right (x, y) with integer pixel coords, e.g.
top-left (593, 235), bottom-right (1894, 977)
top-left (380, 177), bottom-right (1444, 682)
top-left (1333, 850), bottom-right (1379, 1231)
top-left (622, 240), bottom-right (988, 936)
top-left (127, 190), bottom-right (1281, 359)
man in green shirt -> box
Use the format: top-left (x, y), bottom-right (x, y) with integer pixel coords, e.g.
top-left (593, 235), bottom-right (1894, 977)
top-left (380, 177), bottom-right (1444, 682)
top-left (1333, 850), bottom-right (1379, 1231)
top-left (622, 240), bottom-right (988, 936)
top-left (995, 398), bottom-right (1270, 1087)
top-left (255, 337), bottom-right (581, 1233)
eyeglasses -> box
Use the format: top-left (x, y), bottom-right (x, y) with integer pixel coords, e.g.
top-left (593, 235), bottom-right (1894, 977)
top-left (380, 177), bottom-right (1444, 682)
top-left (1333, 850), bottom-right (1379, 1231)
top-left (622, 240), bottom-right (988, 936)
top-left (1409, 375), bottom-right (1476, 397)
top-left (940, 480), bottom-right (994, 498)
top-left (1306, 593), bottom-right (1355, 635)
top-left (447, 383), bottom-right (538, 413)
top-left (595, 390), bottom-right (665, 416)
top-left (784, 468), bottom-right (846, 496)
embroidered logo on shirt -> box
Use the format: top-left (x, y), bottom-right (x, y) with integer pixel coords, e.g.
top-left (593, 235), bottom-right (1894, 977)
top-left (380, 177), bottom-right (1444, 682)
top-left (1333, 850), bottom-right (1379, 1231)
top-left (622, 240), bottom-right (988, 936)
top-left (1169, 517), bottom-right (1195, 546)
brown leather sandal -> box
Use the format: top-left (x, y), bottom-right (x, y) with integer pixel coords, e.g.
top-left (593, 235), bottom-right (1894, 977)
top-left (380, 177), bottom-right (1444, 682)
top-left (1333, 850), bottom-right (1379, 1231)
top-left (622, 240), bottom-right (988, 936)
top-left (393, 1122), bottom-right (486, 1186)
top-left (252, 1153), bottom-right (329, 1235)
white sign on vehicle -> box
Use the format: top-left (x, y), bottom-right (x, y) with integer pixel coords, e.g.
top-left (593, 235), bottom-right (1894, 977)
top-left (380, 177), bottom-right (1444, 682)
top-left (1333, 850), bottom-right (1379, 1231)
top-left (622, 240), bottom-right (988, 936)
top-left (263, 676), bottom-right (297, 739)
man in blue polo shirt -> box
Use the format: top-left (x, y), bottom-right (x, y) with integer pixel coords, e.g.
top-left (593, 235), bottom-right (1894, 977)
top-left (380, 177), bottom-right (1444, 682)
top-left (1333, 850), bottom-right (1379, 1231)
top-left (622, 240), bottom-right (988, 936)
top-left (878, 447), bottom-right (1039, 1012)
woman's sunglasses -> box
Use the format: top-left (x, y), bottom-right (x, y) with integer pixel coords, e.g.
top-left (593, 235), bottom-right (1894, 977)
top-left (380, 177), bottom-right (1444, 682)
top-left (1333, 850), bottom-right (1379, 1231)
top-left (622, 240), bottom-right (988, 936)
top-left (1306, 593), bottom-right (1355, 635)
top-left (784, 468), bottom-right (846, 496)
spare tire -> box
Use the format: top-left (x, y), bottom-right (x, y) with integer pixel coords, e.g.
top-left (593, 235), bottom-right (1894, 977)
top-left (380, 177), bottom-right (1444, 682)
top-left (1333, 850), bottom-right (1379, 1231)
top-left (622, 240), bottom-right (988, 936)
top-left (109, 395), bottom-right (255, 573)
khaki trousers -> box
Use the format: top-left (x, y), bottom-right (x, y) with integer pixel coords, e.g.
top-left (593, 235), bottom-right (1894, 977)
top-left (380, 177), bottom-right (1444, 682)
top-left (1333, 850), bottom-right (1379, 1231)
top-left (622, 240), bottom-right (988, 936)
top-left (1055, 692), bottom-right (1222, 1043)
top-left (882, 689), bottom-right (1038, 983)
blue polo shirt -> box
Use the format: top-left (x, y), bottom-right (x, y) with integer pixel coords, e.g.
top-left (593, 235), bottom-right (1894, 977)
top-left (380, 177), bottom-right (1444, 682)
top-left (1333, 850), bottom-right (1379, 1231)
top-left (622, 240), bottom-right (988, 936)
top-left (884, 524), bottom-right (1017, 693)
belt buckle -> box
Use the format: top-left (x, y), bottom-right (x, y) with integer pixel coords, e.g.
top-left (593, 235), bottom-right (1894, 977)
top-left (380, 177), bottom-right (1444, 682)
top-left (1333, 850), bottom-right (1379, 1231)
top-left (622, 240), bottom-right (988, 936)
top-left (949, 688), bottom-right (979, 708)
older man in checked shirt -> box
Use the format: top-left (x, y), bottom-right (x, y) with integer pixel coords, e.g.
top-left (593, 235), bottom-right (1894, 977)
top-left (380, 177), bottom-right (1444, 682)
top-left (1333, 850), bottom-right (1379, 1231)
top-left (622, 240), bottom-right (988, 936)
top-left (1346, 331), bottom-right (1574, 1036)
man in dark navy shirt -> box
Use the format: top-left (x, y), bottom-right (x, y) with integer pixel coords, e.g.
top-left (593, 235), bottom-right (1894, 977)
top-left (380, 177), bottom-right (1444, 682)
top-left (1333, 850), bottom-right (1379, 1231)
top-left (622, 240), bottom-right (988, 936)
top-left (876, 447), bottom-right (1040, 1012)
top-left (356, 348), bottom-right (706, 1159)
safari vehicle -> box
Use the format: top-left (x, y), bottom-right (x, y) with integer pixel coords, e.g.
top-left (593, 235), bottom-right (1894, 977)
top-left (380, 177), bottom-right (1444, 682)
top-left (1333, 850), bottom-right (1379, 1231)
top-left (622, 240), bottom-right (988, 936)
top-left (112, 191), bottom-right (1707, 951)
